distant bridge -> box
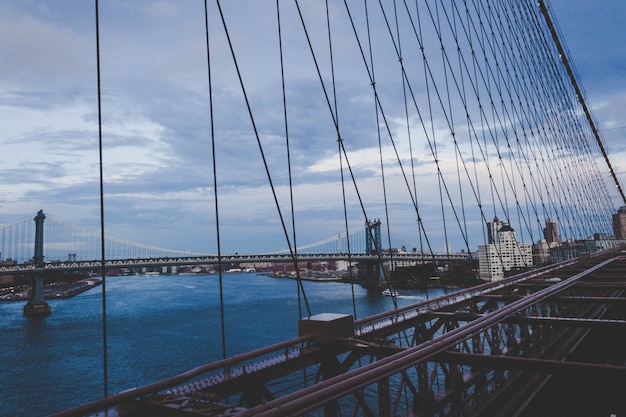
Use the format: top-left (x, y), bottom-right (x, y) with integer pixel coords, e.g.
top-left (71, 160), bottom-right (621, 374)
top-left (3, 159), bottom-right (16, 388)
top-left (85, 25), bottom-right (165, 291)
top-left (0, 251), bottom-right (470, 276)
top-left (0, 214), bottom-right (400, 264)
top-left (0, 212), bottom-right (469, 278)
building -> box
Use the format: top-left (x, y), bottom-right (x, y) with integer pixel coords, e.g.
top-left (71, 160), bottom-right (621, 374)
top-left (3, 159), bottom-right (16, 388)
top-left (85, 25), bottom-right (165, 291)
top-left (543, 218), bottom-right (561, 244)
top-left (478, 218), bottom-right (533, 281)
top-left (486, 217), bottom-right (502, 244)
top-left (549, 237), bottom-right (621, 263)
top-left (612, 206), bottom-right (626, 239)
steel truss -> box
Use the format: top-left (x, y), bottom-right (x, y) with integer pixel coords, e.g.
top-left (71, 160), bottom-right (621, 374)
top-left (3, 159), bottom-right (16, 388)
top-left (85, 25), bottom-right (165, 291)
top-left (51, 249), bottom-right (626, 417)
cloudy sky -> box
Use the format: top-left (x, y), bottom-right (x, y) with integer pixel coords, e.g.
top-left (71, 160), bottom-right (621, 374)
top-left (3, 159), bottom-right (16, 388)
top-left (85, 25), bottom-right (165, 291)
top-left (1, 0), bottom-right (625, 256)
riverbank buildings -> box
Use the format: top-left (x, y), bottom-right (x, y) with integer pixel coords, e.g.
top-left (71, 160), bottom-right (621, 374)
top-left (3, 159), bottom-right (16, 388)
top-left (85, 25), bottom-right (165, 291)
top-left (478, 217), bottom-right (533, 281)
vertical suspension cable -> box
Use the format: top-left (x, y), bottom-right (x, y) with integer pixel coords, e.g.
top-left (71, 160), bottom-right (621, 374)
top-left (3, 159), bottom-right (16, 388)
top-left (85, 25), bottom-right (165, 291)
top-left (324, 0), bottom-right (358, 319)
top-left (215, 0), bottom-right (311, 318)
top-left (399, 1), bottom-right (426, 262)
top-left (276, 0), bottom-right (309, 320)
top-left (364, 0), bottom-right (398, 307)
top-left (94, 0), bottom-right (108, 399)
top-left (203, 0), bottom-right (227, 360)
top-left (433, 1), bottom-right (452, 258)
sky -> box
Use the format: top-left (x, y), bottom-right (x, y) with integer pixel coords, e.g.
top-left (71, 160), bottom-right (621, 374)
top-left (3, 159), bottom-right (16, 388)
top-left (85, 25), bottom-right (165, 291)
top-left (1, 0), bottom-right (625, 256)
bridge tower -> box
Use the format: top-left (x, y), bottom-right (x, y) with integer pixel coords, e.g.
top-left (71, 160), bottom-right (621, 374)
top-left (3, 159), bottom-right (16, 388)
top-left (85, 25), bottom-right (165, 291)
top-left (360, 219), bottom-right (386, 289)
top-left (24, 210), bottom-right (51, 316)
top-left (365, 219), bottom-right (381, 256)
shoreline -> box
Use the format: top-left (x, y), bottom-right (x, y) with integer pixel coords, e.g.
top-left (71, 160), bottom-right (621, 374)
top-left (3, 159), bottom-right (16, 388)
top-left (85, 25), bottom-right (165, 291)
top-left (0, 279), bottom-right (102, 302)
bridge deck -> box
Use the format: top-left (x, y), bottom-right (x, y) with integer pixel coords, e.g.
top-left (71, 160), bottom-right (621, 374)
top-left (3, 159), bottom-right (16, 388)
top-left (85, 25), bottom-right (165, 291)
top-left (50, 248), bottom-right (626, 417)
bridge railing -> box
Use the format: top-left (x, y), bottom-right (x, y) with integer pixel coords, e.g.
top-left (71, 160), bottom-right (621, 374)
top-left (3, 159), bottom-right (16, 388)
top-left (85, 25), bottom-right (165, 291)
top-left (49, 334), bottom-right (314, 417)
top-left (354, 256), bottom-right (582, 338)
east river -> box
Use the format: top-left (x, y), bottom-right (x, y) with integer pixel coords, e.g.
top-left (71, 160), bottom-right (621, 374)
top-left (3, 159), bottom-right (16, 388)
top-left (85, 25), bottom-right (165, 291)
top-left (0, 272), bottom-right (448, 417)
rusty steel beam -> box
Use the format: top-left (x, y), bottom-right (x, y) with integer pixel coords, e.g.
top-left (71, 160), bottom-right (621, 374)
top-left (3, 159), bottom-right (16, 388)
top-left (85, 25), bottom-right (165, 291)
top-left (439, 351), bottom-right (626, 378)
top-left (239, 257), bottom-right (618, 416)
top-left (553, 295), bottom-right (626, 304)
top-left (574, 281), bottom-right (626, 289)
top-left (509, 315), bottom-right (626, 329)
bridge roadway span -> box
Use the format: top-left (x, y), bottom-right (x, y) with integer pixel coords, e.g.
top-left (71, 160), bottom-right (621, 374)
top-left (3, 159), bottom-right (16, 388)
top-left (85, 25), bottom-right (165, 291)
top-left (0, 252), bottom-right (469, 275)
top-left (50, 247), bottom-right (626, 417)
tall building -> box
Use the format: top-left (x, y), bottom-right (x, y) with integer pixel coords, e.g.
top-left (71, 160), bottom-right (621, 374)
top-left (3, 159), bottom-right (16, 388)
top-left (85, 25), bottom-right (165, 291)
top-left (486, 217), bottom-right (502, 244)
top-left (478, 218), bottom-right (533, 281)
top-left (543, 218), bottom-right (561, 244)
top-left (612, 206), bottom-right (626, 239)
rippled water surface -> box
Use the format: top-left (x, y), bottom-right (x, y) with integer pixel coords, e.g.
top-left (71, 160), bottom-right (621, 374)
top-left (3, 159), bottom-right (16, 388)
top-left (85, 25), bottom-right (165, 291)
top-left (0, 273), bottom-right (443, 417)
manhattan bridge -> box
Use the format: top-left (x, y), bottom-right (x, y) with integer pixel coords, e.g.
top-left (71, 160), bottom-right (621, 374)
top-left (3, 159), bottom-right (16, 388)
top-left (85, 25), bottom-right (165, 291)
top-left (2, 0), bottom-right (626, 416)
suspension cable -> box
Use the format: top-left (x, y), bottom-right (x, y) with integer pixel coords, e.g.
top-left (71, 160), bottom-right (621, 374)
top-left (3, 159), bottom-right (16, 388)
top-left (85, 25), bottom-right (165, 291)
top-left (94, 0), bottom-right (108, 399)
top-left (203, 0), bottom-right (227, 361)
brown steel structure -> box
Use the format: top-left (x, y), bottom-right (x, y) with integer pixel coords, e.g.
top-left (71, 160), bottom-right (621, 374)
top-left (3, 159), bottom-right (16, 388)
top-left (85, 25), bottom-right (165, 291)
top-left (52, 247), bottom-right (626, 417)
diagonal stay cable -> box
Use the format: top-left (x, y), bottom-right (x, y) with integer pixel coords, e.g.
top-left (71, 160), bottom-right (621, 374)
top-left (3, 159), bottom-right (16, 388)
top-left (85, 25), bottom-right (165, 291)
top-left (214, 0), bottom-right (310, 316)
top-left (275, 0), bottom-right (309, 320)
top-left (293, 0), bottom-right (391, 291)
top-left (203, 0), bottom-right (227, 360)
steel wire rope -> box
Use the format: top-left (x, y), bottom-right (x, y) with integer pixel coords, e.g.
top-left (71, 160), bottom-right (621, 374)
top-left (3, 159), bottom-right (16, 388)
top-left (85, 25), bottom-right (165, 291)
top-left (457, 0), bottom-right (489, 247)
top-left (341, 0), bottom-right (456, 287)
top-left (488, 0), bottom-right (529, 246)
top-left (475, 0), bottom-right (498, 222)
top-left (94, 0), bottom-right (108, 399)
top-left (530, 0), bottom-right (610, 238)
top-left (486, 0), bottom-right (543, 245)
top-left (522, 2), bottom-right (602, 239)
top-left (496, 0), bottom-right (543, 237)
top-left (412, 0), bottom-right (449, 272)
top-left (275, 0), bottom-right (310, 322)
top-left (417, 0), bottom-right (540, 271)
top-left (292, 0), bottom-right (392, 299)
top-left (539, 0), bottom-right (626, 207)
top-left (275, 0), bottom-right (314, 398)
top-left (46, 216), bottom-right (209, 257)
top-left (473, 0), bottom-right (537, 255)
top-left (323, 0), bottom-right (359, 320)
top-left (518, 11), bottom-right (576, 240)
top-left (506, 0), bottom-right (571, 240)
top-left (203, 0), bottom-right (227, 361)
top-left (267, 225), bottom-right (367, 254)
top-left (386, 0), bottom-right (512, 276)
top-left (528, 13), bottom-right (596, 240)
top-left (448, 1), bottom-right (472, 254)
top-left (439, 0), bottom-right (551, 257)
top-left (370, 1), bottom-right (478, 264)
top-left (495, 0), bottom-right (550, 238)
top-left (423, 0), bottom-right (518, 270)
top-left (433, 0), bottom-right (454, 260)
top-left (360, 0), bottom-right (473, 260)
top-left (400, 0), bottom-right (442, 272)
top-left (213, 1), bottom-right (311, 318)
top-left (413, 0), bottom-right (453, 259)
top-left (396, 0), bottom-right (426, 266)
top-left (412, 0), bottom-right (509, 256)
top-left (7, 222), bottom-right (13, 262)
top-left (533, 1), bottom-right (615, 234)
top-left (402, 0), bottom-right (512, 266)
top-left (464, 0), bottom-right (527, 239)
top-left (364, 0), bottom-right (399, 308)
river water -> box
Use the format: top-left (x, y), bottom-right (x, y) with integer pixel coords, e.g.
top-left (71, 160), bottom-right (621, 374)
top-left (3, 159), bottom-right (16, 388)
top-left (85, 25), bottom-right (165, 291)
top-left (0, 273), bottom-right (447, 417)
